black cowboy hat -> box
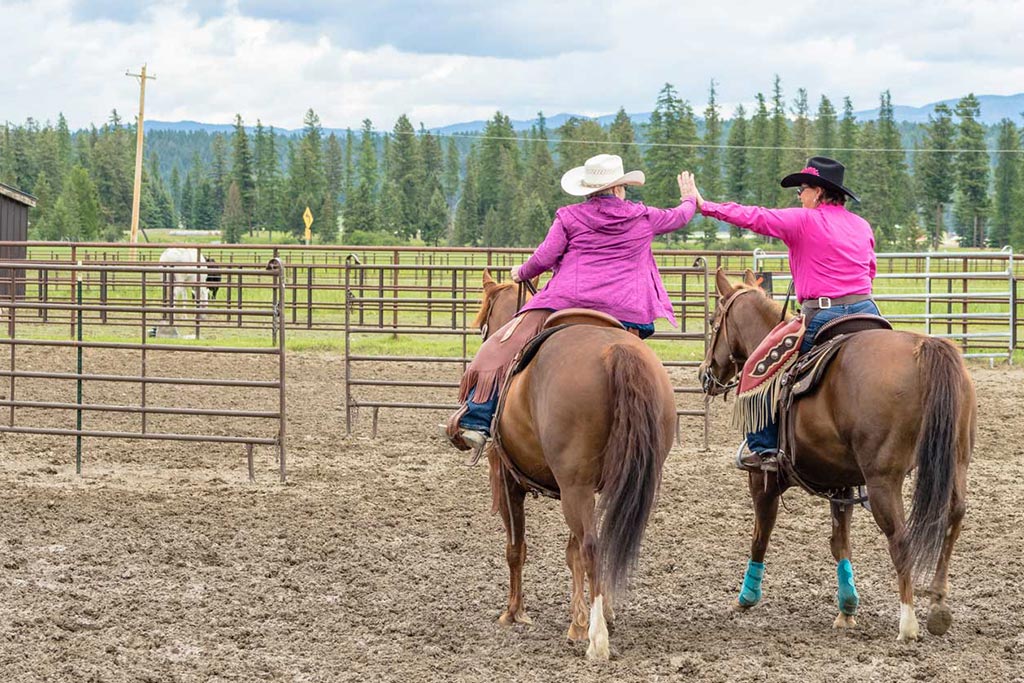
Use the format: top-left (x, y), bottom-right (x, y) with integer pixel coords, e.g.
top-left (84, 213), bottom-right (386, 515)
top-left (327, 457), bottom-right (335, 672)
top-left (780, 156), bottom-right (859, 202)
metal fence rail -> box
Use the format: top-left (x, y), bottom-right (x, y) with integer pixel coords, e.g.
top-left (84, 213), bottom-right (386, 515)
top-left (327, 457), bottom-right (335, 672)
top-left (754, 248), bottom-right (1017, 362)
top-left (0, 259), bottom-right (288, 481)
top-left (2, 242), bottom-right (1022, 347)
top-left (344, 258), bottom-right (712, 446)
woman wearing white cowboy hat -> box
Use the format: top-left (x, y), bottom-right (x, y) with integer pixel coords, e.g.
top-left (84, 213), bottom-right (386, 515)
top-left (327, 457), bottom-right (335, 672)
top-left (679, 156), bottom-right (881, 472)
top-left (447, 153), bottom-right (697, 452)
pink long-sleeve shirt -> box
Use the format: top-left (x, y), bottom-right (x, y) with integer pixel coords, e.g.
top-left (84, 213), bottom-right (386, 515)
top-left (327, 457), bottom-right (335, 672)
top-left (518, 195), bottom-right (696, 326)
top-left (700, 201), bottom-right (877, 301)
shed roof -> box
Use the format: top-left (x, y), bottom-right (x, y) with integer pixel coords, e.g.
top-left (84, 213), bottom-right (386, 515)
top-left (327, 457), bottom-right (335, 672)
top-left (0, 182), bottom-right (37, 208)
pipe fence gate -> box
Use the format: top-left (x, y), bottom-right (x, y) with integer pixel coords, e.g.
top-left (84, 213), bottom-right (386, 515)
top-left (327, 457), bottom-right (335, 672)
top-left (754, 247), bottom-right (1017, 363)
top-left (0, 258), bottom-right (288, 481)
top-left (343, 257), bottom-right (713, 448)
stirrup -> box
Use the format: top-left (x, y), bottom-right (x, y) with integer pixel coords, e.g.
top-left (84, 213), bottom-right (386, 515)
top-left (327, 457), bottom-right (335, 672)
top-left (735, 442), bottom-right (778, 473)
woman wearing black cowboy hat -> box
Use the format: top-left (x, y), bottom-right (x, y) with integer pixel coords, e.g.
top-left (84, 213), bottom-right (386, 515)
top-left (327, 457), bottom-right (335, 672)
top-left (679, 156), bottom-right (881, 472)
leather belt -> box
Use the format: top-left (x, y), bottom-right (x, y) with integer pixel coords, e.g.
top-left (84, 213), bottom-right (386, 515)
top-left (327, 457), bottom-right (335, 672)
top-left (800, 294), bottom-right (872, 312)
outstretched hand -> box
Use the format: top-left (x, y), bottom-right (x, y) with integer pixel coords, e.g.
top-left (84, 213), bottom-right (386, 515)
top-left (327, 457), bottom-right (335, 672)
top-left (678, 171), bottom-right (704, 208)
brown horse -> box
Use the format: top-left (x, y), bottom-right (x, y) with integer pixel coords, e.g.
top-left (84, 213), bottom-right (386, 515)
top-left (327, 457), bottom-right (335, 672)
top-left (471, 272), bottom-right (676, 660)
top-left (698, 269), bottom-right (975, 641)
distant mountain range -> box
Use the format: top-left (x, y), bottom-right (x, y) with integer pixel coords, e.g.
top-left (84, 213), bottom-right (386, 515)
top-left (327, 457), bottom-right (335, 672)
top-left (145, 92), bottom-right (1023, 137)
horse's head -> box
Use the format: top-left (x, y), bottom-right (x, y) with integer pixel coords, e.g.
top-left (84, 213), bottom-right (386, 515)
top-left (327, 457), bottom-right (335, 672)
top-left (204, 256), bottom-right (221, 299)
top-left (698, 268), bottom-right (780, 396)
top-left (472, 269), bottom-right (521, 340)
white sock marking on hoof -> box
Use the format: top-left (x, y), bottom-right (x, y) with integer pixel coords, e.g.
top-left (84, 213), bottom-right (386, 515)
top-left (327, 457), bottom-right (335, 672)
top-left (586, 595), bottom-right (610, 660)
top-left (897, 602), bottom-right (919, 641)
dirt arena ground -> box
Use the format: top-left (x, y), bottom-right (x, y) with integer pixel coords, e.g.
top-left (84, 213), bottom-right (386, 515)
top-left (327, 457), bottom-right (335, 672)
top-left (0, 348), bottom-right (1022, 682)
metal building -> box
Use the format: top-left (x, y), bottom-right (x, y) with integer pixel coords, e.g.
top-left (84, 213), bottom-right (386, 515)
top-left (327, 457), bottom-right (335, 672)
top-left (0, 182), bottom-right (36, 297)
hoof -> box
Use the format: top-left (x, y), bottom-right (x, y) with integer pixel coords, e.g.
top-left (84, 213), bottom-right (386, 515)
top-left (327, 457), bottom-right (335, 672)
top-left (833, 613), bottom-right (857, 629)
top-left (567, 623), bottom-right (588, 642)
top-left (926, 604), bottom-right (952, 636)
top-left (732, 599), bottom-right (754, 612)
top-left (499, 610), bottom-right (532, 626)
top-left (586, 640), bottom-right (610, 661)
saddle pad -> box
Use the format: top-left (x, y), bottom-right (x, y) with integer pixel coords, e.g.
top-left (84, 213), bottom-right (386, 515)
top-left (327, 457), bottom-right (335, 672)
top-left (732, 316), bottom-right (806, 434)
top-left (739, 316), bottom-right (806, 395)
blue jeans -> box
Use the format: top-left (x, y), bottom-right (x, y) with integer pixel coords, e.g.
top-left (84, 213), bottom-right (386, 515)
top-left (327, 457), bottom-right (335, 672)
top-left (746, 299), bottom-right (881, 454)
top-left (461, 386), bottom-right (497, 436)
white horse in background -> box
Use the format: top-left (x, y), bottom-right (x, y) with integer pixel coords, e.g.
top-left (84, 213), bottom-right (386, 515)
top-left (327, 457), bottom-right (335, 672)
top-left (158, 248), bottom-right (221, 313)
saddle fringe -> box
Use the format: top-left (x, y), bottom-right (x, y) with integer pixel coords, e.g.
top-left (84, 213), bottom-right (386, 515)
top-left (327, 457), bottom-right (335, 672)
top-left (731, 354), bottom-right (797, 434)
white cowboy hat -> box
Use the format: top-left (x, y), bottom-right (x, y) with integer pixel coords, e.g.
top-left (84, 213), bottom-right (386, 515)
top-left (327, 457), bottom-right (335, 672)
top-left (560, 154), bottom-right (645, 197)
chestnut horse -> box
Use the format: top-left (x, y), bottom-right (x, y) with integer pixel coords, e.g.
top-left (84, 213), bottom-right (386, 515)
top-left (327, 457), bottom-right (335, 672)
top-left (471, 273), bottom-right (675, 660)
top-left (699, 270), bottom-right (975, 641)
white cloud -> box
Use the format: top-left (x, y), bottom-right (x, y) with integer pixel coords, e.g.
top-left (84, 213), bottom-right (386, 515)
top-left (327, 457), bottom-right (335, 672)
top-left (3, 0), bottom-right (1024, 131)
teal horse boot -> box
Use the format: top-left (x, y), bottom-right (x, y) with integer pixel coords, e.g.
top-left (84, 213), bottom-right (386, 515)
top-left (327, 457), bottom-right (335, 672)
top-left (834, 559), bottom-right (860, 628)
top-left (735, 559), bottom-right (764, 610)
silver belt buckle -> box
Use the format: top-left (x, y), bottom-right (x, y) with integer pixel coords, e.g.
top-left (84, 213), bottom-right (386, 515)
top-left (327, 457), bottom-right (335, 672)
top-left (817, 296), bottom-right (832, 309)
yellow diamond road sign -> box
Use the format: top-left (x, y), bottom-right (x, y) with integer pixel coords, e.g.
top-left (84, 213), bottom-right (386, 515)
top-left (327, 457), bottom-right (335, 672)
top-left (303, 207), bottom-right (313, 230)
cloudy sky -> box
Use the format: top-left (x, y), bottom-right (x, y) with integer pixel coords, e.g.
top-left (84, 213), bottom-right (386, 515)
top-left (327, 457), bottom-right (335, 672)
top-left (4, 0), bottom-right (1024, 130)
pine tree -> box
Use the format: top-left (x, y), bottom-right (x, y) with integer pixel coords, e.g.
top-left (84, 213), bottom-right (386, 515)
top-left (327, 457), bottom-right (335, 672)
top-left (209, 133), bottom-right (229, 220)
top-left (748, 93), bottom-right (773, 206)
top-left (699, 80), bottom-right (724, 246)
top-left (442, 135), bottom-right (460, 207)
top-left (452, 148), bottom-right (480, 245)
top-left (608, 108), bottom-right (643, 201)
top-left (385, 115), bottom-right (421, 240)
top-left (221, 181), bottom-right (246, 243)
top-left (523, 114), bottom-right (558, 214)
top-left (645, 83), bottom-right (698, 229)
top-left (29, 171), bottom-right (54, 236)
top-left (990, 119), bottom-right (1021, 247)
top-left (477, 112), bottom-right (518, 220)
top-left (557, 117), bottom-right (608, 171)
top-left (169, 164), bottom-right (182, 217)
top-left (768, 76), bottom-right (791, 206)
top-left (915, 103), bottom-right (956, 248)
top-left (180, 171), bottom-right (195, 230)
top-left (231, 114), bottom-right (256, 234)
top-left (323, 132), bottom-right (344, 243)
top-left (789, 88), bottom-right (812, 171)
top-left (342, 119), bottom-right (379, 234)
top-left (421, 186), bottom-right (449, 246)
top-left (874, 90), bottom-right (915, 249)
top-left (814, 95), bottom-right (838, 157)
top-left (838, 97), bottom-right (858, 175)
top-left (952, 94), bottom-right (990, 248)
top-left (287, 109), bottom-right (328, 239)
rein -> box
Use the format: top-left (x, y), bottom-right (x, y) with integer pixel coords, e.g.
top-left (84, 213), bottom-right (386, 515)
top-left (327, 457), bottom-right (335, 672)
top-left (516, 278), bottom-right (537, 311)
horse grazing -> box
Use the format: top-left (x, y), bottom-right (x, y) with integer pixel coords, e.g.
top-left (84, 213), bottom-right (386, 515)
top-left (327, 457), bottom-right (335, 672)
top-left (471, 271), bottom-right (676, 660)
top-left (698, 269), bottom-right (975, 641)
top-left (158, 248), bottom-right (222, 308)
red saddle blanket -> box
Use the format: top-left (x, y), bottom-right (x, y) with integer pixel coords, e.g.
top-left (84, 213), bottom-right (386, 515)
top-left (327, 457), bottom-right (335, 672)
top-left (732, 315), bottom-right (806, 434)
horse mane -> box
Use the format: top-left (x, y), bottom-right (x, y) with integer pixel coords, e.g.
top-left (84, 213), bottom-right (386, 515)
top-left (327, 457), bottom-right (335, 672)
top-left (472, 282), bottom-right (516, 329)
top-left (730, 283), bottom-right (788, 321)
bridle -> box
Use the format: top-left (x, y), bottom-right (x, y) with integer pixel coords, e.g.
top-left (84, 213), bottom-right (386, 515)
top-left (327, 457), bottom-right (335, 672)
top-left (701, 288), bottom-right (756, 396)
top-left (479, 279), bottom-right (536, 341)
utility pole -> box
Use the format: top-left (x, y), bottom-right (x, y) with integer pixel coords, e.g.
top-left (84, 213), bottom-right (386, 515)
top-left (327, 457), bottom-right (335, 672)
top-left (126, 65), bottom-right (156, 252)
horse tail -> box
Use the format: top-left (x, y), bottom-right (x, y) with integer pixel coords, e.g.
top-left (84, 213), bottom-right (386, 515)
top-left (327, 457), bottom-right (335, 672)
top-left (596, 343), bottom-right (669, 598)
top-left (902, 336), bottom-right (969, 578)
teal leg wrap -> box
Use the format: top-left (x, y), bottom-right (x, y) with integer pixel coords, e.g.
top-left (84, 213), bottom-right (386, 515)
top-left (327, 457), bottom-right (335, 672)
top-left (836, 559), bottom-right (860, 616)
top-left (738, 559), bottom-right (765, 607)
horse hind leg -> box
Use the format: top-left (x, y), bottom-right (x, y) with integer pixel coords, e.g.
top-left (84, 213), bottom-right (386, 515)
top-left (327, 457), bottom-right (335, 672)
top-left (497, 477), bottom-right (531, 626)
top-left (865, 478), bottom-right (919, 641)
top-left (559, 484), bottom-right (608, 660)
top-left (565, 534), bottom-right (588, 641)
top-left (925, 476), bottom-right (966, 636)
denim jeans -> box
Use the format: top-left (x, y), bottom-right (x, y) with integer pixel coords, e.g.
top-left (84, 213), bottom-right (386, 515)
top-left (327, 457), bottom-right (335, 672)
top-left (746, 299), bottom-right (881, 454)
top-left (460, 386), bottom-right (497, 435)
